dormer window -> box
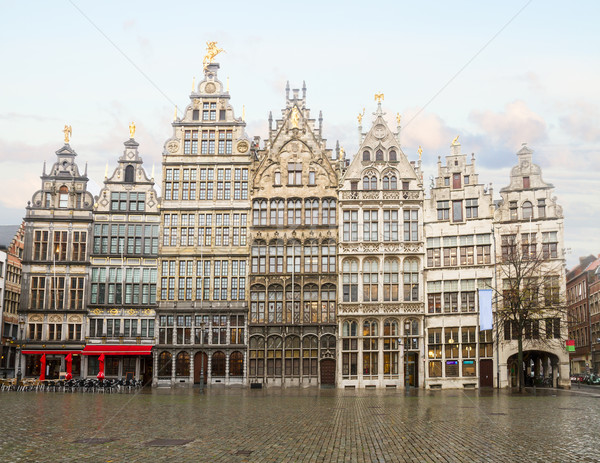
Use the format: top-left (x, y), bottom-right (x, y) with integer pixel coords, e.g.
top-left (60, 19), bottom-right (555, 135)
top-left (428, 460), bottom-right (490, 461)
top-left (523, 176), bottom-right (530, 189)
top-left (308, 171), bottom-right (316, 186)
top-left (452, 173), bottom-right (461, 189)
top-left (376, 150), bottom-right (383, 161)
top-left (362, 150), bottom-right (370, 161)
top-left (389, 150), bottom-right (397, 161)
top-left (125, 165), bottom-right (135, 183)
top-left (58, 186), bottom-right (68, 208)
top-left (274, 171), bottom-right (281, 186)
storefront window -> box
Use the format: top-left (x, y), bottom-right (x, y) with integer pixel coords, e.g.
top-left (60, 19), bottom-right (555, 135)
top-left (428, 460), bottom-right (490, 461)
top-left (88, 356), bottom-right (99, 376)
top-left (26, 355), bottom-right (41, 377)
top-left (105, 356), bottom-right (119, 376)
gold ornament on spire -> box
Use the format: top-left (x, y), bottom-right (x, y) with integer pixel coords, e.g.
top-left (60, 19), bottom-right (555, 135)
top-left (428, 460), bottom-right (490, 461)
top-left (396, 113), bottom-right (401, 125)
top-left (418, 146), bottom-right (423, 160)
top-left (129, 122), bottom-right (136, 138)
top-left (203, 41), bottom-right (225, 70)
top-left (63, 125), bottom-right (72, 143)
top-left (374, 93), bottom-right (384, 103)
top-left (291, 106), bottom-right (300, 128)
top-left (452, 135), bottom-right (460, 145)
top-left (357, 108), bottom-right (365, 125)
top-left (340, 147), bottom-right (345, 158)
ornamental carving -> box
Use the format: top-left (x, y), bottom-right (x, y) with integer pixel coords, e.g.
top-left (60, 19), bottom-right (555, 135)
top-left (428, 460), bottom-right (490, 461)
top-left (167, 140), bottom-right (180, 154)
top-left (68, 315), bottom-right (82, 323)
top-left (49, 315), bottom-right (62, 323)
top-left (205, 82), bottom-right (216, 93)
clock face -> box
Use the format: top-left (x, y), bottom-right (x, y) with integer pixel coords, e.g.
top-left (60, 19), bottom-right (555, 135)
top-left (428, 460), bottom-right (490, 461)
top-left (237, 141), bottom-right (249, 153)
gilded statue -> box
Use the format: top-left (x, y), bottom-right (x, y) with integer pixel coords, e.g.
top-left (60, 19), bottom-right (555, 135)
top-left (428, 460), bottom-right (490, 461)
top-left (396, 113), bottom-right (401, 125)
top-left (129, 121), bottom-right (136, 138)
top-left (203, 41), bottom-right (225, 69)
top-left (291, 106), bottom-right (300, 128)
top-left (340, 147), bottom-right (345, 158)
top-left (357, 108), bottom-right (365, 124)
top-left (63, 125), bottom-right (72, 143)
top-left (452, 135), bottom-right (460, 145)
top-left (374, 93), bottom-right (384, 103)
top-left (418, 146), bottom-right (423, 160)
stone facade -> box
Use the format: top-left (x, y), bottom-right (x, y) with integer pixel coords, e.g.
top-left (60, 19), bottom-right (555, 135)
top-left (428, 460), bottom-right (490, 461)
top-left (155, 63), bottom-right (251, 387)
top-left (337, 102), bottom-right (424, 389)
top-left (87, 137), bottom-right (160, 383)
top-left (20, 143), bottom-right (94, 379)
top-left (248, 83), bottom-right (340, 387)
top-left (423, 142), bottom-right (495, 389)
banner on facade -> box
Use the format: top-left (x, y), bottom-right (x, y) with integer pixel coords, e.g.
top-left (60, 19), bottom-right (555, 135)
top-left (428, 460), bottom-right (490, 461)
top-left (478, 289), bottom-right (493, 331)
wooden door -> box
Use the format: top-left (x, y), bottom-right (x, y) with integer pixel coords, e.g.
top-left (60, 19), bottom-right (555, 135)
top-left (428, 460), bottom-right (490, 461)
top-left (480, 359), bottom-right (493, 387)
top-left (194, 352), bottom-right (208, 384)
top-left (320, 359), bottom-right (335, 386)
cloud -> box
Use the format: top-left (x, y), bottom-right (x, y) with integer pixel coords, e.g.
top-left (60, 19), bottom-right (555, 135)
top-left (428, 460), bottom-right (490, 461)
top-left (559, 101), bottom-right (600, 142)
top-left (469, 100), bottom-right (548, 149)
top-left (0, 139), bottom-right (57, 163)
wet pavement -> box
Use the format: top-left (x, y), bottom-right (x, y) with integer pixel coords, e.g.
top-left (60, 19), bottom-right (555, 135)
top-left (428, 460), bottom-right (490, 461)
top-left (1, 386), bottom-right (599, 463)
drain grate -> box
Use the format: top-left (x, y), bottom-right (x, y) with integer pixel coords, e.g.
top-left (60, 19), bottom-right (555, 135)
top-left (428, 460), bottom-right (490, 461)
top-left (235, 450), bottom-right (253, 456)
top-left (146, 439), bottom-right (193, 447)
top-left (74, 438), bottom-right (116, 445)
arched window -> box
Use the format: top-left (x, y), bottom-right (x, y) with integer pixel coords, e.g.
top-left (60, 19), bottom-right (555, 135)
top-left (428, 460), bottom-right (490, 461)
top-left (251, 240), bottom-right (266, 274)
top-left (390, 176), bottom-right (397, 189)
top-left (303, 283), bottom-right (319, 323)
top-left (125, 165), bottom-right (135, 183)
top-left (268, 240), bottom-right (284, 273)
top-left (302, 336), bottom-right (318, 377)
top-left (175, 351), bottom-right (190, 377)
top-left (376, 150), bottom-right (384, 161)
top-left (274, 170), bottom-right (281, 186)
top-left (321, 283), bottom-right (336, 323)
top-left (384, 259), bottom-right (399, 301)
top-left (371, 176), bottom-right (377, 190)
top-left (322, 199), bottom-right (336, 225)
top-left (285, 335), bottom-right (300, 376)
top-left (286, 240), bottom-right (301, 273)
top-left (522, 201), bottom-right (533, 220)
top-left (405, 319), bottom-right (420, 350)
top-left (249, 337), bottom-right (264, 377)
top-left (363, 259), bottom-right (379, 302)
top-left (270, 199), bottom-right (284, 226)
top-left (363, 176), bottom-right (370, 190)
top-left (363, 150), bottom-right (370, 161)
top-left (285, 283), bottom-right (300, 323)
top-left (287, 199), bottom-right (302, 225)
top-left (389, 150), bottom-right (397, 161)
top-left (383, 176), bottom-right (389, 190)
top-left (250, 284), bottom-right (266, 323)
top-left (321, 240), bottom-right (336, 273)
top-left (230, 351), bottom-right (244, 376)
top-left (157, 351), bottom-right (172, 377)
top-left (403, 259), bottom-right (419, 302)
top-left (320, 334), bottom-right (336, 352)
top-left (305, 198), bottom-right (319, 225)
top-left (342, 321), bottom-right (358, 378)
top-left (253, 200), bottom-right (267, 225)
top-left (383, 319), bottom-right (399, 376)
top-left (58, 186), bottom-right (68, 208)
top-left (342, 259), bottom-right (358, 302)
top-left (266, 336), bottom-right (282, 377)
top-left (211, 351), bottom-right (225, 376)
top-left (363, 320), bottom-right (378, 377)
top-left (304, 239), bottom-right (318, 273)
top-left (267, 284), bottom-right (283, 323)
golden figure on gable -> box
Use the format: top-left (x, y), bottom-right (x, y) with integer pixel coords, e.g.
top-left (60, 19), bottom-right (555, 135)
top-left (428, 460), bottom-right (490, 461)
top-left (291, 106), bottom-right (300, 128)
top-left (63, 125), bottom-right (72, 143)
top-left (203, 41), bottom-right (225, 69)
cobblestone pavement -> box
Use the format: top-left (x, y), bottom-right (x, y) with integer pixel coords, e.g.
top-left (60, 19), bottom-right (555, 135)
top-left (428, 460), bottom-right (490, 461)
top-left (1, 386), bottom-right (599, 463)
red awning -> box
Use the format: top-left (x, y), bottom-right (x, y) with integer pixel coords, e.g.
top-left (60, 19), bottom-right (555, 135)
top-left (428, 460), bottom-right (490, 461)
top-left (22, 350), bottom-right (82, 355)
top-left (81, 345), bottom-right (152, 356)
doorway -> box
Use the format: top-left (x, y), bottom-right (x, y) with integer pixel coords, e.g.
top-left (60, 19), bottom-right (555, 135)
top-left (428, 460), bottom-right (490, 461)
top-left (140, 357), bottom-right (153, 386)
top-left (406, 352), bottom-right (418, 387)
top-left (320, 359), bottom-right (335, 386)
top-left (479, 359), bottom-right (493, 387)
top-left (47, 358), bottom-right (61, 379)
top-left (194, 352), bottom-right (208, 384)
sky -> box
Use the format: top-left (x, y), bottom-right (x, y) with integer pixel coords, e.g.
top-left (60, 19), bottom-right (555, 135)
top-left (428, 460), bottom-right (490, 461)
top-left (1, 0), bottom-right (598, 268)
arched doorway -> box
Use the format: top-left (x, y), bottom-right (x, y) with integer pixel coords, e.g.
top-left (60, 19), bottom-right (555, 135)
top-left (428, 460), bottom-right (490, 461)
top-left (507, 350), bottom-right (560, 388)
top-left (194, 352), bottom-right (208, 384)
top-left (320, 358), bottom-right (335, 386)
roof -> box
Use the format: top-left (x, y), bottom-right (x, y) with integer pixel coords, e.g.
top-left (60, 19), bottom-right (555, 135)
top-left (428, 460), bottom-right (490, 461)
top-left (0, 225), bottom-right (21, 248)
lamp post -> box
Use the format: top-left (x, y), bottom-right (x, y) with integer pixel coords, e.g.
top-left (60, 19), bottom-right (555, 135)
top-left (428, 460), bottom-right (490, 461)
top-left (199, 321), bottom-right (206, 391)
top-left (16, 317), bottom-right (25, 383)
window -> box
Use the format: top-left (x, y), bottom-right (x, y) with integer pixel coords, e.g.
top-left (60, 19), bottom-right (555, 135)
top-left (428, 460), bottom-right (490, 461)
top-left (383, 210), bottom-right (398, 241)
top-left (58, 186), bottom-right (68, 208)
top-left (501, 234), bottom-right (516, 261)
top-left (464, 175), bottom-right (470, 185)
top-left (285, 283), bottom-right (300, 323)
top-left (428, 281), bottom-right (442, 313)
top-left (124, 165), bottom-right (135, 183)
top-left (284, 336), bottom-right (300, 376)
top-left (251, 241), bottom-right (266, 274)
top-left (523, 176), bottom-right (530, 189)
top-left (362, 150), bottom-right (370, 161)
top-left (302, 336), bottom-right (318, 377)
top-left (444, 280), bottom-right (459, 313)
top-left (54, 231), bottom-right (68, 261)
top-left (303, 284), bottom-right (318, 323)
top-left (389, 150), bottom-right (397, 161)
top-left (428, 328), bottom-right (442, 377)
top-left (403, 259), bottom-right (419, 301)
top-left (266, 337), bottom-right (282, 377)
top-left (383, 320), bottom-right (399, 376)
top-left (542, 232), bottom-right (558, 258)
top-left (363, 260), bottom-right (379, 302)
top-left (287, 199), bottom-right (302, 226)
top-left (343, 210), bottom-right (358, 241)
top-left (452, 173), bottom-right (461, 189)
top-left (444, 177), bottom-right (450, 186)
top-left (304, 240), bottom-right (318, 273)
top-left (363, 320), bottom-right (378, 377)
top-left (274, 171), bottom-right (281, 186)
top-left (437, 201), bottom-right (449, 220)
top-left (305, 199), bottom-right (319, 226)
top-left (69, 277), bottom-right (85, 310)
top-left (384, 259), bottom-right (399, 301)
top-left (544, 276), bottom-right (560, 305)
top-left (522, 201), bottom-right (533, 220)
top-left (452, 200), bottom-right (463, 222)
top-left (322, 199), bottom-right (336, 226)
top-left (288, 162), bottom-right (302, 185)
top-left (250, 285), bottom-right (266, 323)
top-left (342, 321), bottom-right (358, 378)
top-left (363, 210), bottom-right (378, 241)
top-left (509, 201), bottom-right (518, 220)
top-left (253, 200), bottom-right (267, 226)
top-left (521, 233), bottom-right (537, 259)
top-left (320, 284), bottom-right (336, 323)
top-left (375, 150), bottom-right (383, 161)
top-left (270, 200), bottom-right (284, 226)
top-left (403, 209), bottom-right (418, 241)
top-left (308, 171), bottom-right (316, 185)
top-left (230, 351), bottom-right (243, 376)
top-left (538, 199), bottom-right (546, 218)
top-left (286, 240), bottom-right (301, 274)
top-left (48, 323), bottom-right (62, 341)
top-left (427, 238), bottom-right (441, 267)
top-left (33, 230), bottom-right (49, 260)
top-left (342, 260), bottom-right (358, 302)
top-left (363, 175), bottom-right (377, 190)
top-left (466, 199), bottom-right (478, 218)
top-left (184, 130), bottom-right (198, 154)
top-left (249, 337), bottom-right (265, 377)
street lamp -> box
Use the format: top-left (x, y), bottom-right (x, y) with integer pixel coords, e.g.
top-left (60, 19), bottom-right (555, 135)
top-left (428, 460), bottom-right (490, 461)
top-left (16, 316), bottom-right (25, 384)
top-left (199, 321), bottom-right (206, 391)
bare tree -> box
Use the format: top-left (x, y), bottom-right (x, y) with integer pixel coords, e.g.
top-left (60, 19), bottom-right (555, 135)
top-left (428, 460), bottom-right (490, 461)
top-left (492, 233), bottom-right (567, 392)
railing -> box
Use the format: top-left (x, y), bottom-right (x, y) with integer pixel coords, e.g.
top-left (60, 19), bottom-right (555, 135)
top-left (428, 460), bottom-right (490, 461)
top-left (340, 190), bottom-right (421, 201)
top-left (338, 302), bottom-right (424, 315)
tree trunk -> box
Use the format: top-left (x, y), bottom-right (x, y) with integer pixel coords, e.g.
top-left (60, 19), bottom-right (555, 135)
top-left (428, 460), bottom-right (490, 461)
top-left (517, 336), bottom-right (524, 393)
